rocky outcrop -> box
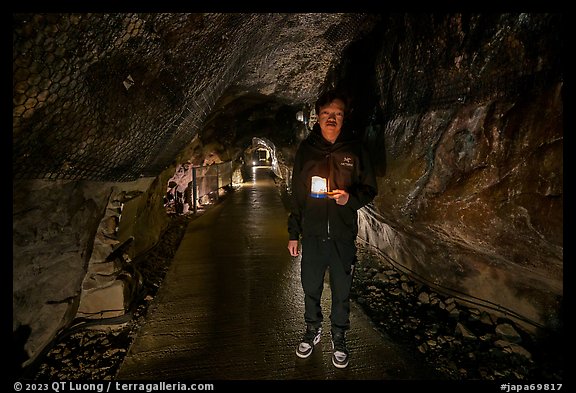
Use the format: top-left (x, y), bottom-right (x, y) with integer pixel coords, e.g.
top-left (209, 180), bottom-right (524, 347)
top-left (344, 14), bottom-right (563, 336)
top-left (13, 176), bottom-right (170, 367)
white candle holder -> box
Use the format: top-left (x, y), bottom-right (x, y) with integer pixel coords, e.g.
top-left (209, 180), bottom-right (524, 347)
top-left (310, 176), bottom-right (327, 198)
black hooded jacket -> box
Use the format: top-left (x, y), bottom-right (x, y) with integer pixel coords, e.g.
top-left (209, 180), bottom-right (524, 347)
top-left (287, 124), bottom-right (378, 242)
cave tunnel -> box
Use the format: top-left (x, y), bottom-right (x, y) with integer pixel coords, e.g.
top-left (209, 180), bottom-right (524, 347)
top-left (12, 13), bottom-right (563, 381)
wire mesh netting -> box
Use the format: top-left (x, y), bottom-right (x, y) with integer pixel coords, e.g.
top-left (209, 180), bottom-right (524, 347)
top-left (14, 13), bottom-right (560, 183)
top-left (13, 13), bottom-right (372, 182)
top-left (373, 14), bottom-right (563, 119)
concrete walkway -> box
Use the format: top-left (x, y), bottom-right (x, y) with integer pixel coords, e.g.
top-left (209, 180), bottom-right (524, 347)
top-left (116, 167), bottom-right (440, 381)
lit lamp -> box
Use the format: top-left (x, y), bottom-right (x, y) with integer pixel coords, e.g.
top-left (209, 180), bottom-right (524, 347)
top-left (310, 176), bottom-right (328, 198)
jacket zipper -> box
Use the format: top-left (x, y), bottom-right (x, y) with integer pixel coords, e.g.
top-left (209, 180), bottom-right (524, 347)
top-left (326, 153), bottom-right (331, 237)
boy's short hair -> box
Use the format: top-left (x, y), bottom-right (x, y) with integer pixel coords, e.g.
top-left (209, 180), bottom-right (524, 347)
top-left (315, 89), bottom-right (350, 115)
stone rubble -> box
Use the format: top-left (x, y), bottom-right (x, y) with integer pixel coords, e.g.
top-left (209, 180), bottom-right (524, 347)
top-left (351, 246), bottom-right (563, 381)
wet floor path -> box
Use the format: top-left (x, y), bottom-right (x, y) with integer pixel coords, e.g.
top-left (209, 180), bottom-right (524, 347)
top-left (116, 167), bottom-right (440, 380)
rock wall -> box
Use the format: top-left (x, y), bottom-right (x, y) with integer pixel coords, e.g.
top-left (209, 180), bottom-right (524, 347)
top-left (13, 176), bottom-right (170, 367)
top-left (348, 14), bottom-right (563, 335)
top-left (13, 179), bottom-right (108, 366)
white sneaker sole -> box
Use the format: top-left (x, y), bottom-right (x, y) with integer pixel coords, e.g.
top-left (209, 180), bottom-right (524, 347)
top-left (332, 356), bottom-right (349, 368)
top-left (295, 332), bottom-right (321, 358)
top-left (331, 340), bottom-right (349, 368)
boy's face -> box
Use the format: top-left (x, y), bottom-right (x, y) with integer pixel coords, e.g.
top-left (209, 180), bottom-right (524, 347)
top-left (318, 98), bottom-right (345, 143)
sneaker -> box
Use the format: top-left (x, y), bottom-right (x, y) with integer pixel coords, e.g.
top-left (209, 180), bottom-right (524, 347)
top-left (296, 325), bottom-right (322, 358)
top-left (331, 331), bottom-right (349, 368)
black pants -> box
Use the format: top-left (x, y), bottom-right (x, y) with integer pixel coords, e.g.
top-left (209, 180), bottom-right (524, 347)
top-left (300, 236), bottom-right (356, 335)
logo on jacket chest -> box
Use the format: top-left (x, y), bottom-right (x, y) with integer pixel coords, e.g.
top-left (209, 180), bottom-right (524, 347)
top-left (340, 156), bottom-right (354, 167)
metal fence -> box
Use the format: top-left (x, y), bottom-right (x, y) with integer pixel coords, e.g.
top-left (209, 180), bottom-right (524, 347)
top-left (192, 161), bottom-right (233, 213)
top-left (166, 160), bottom-right (234, 215)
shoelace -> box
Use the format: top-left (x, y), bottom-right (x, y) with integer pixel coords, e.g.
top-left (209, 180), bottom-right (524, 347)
top-left (332, 336), bottom-right (347, 352)
top-left (303, 328), bottom-right (320, 343)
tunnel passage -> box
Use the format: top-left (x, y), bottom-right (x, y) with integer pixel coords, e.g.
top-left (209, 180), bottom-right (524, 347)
top-left (243, 137), bottom-right (282, 175)
top-left (13, 13), bottom-right (563, 373)
top-left (115, 167), bottom-right (444, 380)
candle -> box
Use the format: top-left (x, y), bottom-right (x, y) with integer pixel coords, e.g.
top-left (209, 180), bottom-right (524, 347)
top-left (311, 176), bottom-right (327, 198)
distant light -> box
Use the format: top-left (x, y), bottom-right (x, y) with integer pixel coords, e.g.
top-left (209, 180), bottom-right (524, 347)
top-left (253, 161), bottom-right (256, 166)
top-left (296, 111), bottom-right (304, 122)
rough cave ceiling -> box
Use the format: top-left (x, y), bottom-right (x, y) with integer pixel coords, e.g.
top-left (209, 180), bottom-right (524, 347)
top-left (13, 13), bottom-right (379, 182)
